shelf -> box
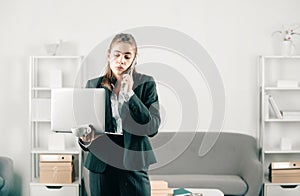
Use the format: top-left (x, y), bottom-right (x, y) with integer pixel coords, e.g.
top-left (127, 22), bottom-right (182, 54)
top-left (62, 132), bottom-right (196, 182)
top-left (31, 148), bottom-right (81, 154)
top-left (264, 87), bottom-right (300, 91)
top-left (32, 87), bottom-right (51, 91)
top-left (31, 119), bottom-right (51, 122)
top-left (32, 87), bottom-right (78, 91)
top-left (265, 119), bottom-right (300, 122)
top-left (29, 55), bottom-right (83, 195)
top-left (30, 178), bottom-right (80, 186)
top-left (261, 55), bottom-right (300, 59)
top-left (32, 56), bottom-right (82, 59)
top-left (260, 55), bottom-right (300, 195)
top-left (264, 149), bottom-right (300, 154)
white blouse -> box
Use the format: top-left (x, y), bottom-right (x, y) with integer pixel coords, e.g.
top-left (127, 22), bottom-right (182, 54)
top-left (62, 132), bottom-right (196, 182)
top-left (110, 91), bottom-right (124, 134)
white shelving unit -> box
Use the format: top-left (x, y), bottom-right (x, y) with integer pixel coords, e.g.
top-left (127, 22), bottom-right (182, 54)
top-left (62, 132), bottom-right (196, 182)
top-left (29, 56), bottom-right (85, 196)
top-left (259, 55), bottom-right (300, 196)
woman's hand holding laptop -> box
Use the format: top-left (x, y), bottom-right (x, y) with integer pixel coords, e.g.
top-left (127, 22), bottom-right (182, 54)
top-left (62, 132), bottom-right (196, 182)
top-left (71, 124), bottom-right (102, 145)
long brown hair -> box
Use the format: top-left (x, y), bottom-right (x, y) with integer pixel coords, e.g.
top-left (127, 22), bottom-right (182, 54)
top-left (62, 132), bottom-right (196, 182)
top-left (101, 33), bottom-right (137, 91)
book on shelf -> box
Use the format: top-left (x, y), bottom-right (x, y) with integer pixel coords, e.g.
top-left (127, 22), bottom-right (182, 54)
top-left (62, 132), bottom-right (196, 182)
top-left (276, 80), bottom-right (299, 88)
top-left (280, 110), bottom-right (300, 119)
top-left (264, 94), bottom-right (270, 119)
top-left (282, 115), bottom-right (300, 119)
top-left (268, 95), bottom-right (282, 119)
top-left (270, 161), bottom-right (300, 170)
top-left (40, 154), bottom-right (73, 162)
top-left (173, 188), bottom-right (192, 196)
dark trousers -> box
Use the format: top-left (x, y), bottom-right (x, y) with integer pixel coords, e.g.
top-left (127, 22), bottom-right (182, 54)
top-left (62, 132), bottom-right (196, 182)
top-left (89, 165), bottom-right (151, 196)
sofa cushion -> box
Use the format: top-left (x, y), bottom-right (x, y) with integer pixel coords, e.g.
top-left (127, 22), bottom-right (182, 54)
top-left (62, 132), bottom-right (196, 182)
top-left (0, 176), bottom-right (4, 190)
top-left (150, 174), bottom-right (247, 196)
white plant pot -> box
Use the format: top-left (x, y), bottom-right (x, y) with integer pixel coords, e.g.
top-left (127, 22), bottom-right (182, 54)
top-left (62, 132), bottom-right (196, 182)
top-left (281, 40), bottom-right (295, 56)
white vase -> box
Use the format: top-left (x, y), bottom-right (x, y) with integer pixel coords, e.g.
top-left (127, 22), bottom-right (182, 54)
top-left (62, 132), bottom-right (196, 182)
top-left (281, 40), bottom-right (295, 56)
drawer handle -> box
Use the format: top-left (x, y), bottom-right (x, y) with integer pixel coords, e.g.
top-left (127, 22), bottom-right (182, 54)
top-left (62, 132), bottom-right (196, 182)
top-left (280, 185), bottom-right (298, 189)
top-left (46, 186), bottom-right (63, 189)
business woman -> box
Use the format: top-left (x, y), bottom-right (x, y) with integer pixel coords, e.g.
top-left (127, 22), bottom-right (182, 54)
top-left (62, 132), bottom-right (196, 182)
top-left (81, 33), bottom-right (161, 196)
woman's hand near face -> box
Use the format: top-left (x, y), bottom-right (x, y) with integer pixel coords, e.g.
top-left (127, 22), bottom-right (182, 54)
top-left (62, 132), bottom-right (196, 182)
top-left (121, 72), bottom-right (134, 95)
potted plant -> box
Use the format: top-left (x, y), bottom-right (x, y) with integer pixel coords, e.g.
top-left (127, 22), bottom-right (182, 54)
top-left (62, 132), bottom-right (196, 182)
top-left (272, 24), bottom-right (300, 56)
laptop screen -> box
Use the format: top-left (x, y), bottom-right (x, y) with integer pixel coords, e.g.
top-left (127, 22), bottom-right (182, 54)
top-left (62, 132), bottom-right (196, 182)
top-left (51, 88), bottom-right (105, 132)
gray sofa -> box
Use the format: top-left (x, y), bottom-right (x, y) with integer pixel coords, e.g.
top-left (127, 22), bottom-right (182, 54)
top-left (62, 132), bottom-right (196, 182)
top-left (0, 156), bottom-right (13, 196)
top-left (149, 132), bottom-right (263, 196)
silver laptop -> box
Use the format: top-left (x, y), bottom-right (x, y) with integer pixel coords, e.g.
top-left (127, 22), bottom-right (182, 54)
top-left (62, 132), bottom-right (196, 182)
top-left (51, 88), bottom-right (105, 132)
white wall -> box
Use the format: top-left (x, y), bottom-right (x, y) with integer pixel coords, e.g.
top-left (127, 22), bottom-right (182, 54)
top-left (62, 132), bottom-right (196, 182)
top-left (0, 0), bottom-right (300, 195)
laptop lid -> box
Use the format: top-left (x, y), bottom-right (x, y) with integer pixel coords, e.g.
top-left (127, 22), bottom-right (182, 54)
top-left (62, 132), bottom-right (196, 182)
top-left (51, 88), bottom-right (105, 132)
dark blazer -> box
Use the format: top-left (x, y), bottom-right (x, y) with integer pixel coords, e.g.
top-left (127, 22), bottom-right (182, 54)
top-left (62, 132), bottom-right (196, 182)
top-left (83, 72), bottom-right (161, 172)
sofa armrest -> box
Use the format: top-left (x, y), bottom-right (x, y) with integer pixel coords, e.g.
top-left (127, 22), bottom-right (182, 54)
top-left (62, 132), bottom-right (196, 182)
top-left (0, 157), bottom-right (13, 196)
top-left (239, 156), bottom-right (263, 196)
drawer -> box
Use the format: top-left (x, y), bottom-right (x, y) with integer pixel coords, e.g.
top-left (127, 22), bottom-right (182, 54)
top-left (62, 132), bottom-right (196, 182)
top-left (30, 184), bottom-right (78, 196)
top-left (265, 184), bottom-right (300, 196)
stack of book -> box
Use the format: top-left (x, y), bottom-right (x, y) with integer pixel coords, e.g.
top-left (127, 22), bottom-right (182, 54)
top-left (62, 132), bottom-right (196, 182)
top-left (280, 110), bottom-right (300, 119)
top-left (270, 162), bottom-right (300, 183)
top-left (173, 188), bottom-right (196, 196)
top-left (150, 180), bottom-right (173, 196)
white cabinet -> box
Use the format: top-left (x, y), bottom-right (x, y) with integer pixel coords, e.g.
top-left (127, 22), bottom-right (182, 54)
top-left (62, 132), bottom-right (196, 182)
top-left (265, 184), bottom-right (300, 196)
top-left (29, 56), bottom-right (85, 195)
top-left (259, 56), bottom-right (300, 196)
top-left (30, 183), bottom-right (79, 196)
